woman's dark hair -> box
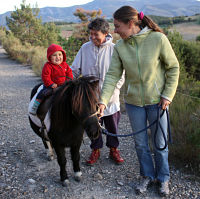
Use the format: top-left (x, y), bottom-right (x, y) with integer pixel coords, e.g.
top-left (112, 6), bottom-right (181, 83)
top-left (113, 6), bottom-right (164, 33)
top-left (88, 18), bottom-right (109, 34)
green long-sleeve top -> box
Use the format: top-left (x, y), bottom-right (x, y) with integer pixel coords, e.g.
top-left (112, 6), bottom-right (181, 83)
top-left (100, 29), bottom-right (179, 107)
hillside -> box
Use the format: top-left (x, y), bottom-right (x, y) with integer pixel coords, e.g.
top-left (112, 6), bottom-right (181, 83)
top-left (171, 22), bottom-right (200, 40)
top-left (0, 0), bottom-right (200, 26)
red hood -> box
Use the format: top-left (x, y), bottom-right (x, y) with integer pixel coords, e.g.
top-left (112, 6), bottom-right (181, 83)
top-left (47, 44), bottom-right (67, 62)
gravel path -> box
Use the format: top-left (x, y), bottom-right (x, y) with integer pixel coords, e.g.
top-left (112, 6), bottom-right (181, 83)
top-left (0, 46), bottom-right (199, 199)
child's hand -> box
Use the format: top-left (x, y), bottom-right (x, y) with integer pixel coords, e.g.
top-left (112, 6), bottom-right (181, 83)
top-left (51, 83), bottom-right (58, 88)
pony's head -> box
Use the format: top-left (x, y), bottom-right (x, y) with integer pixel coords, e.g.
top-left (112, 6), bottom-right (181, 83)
top-left (51, 76), bottom-right (101, 140)
top-left (71, 76), bottom-right (101, 140)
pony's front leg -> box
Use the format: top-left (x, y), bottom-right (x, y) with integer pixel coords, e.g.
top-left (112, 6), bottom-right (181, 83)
top-left (54, 146), bottom-right (69, 186)
top-left (70, 145), bottom-right (82, 182)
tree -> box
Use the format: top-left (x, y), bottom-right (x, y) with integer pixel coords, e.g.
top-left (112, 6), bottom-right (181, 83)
top-left (73, 8), bottom-right (103, 43)
top-left (40, 22), bottom-right (60, 47)
top-left (6, 0), bottom-right (59, 47)
top-left (196, 35), bottom-right (200, 42)
top-left (74, 8), bottom-right (102, 22)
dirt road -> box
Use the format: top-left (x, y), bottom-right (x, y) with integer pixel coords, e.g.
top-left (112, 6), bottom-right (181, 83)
top-left (0, 46), bottom-right (199, 199)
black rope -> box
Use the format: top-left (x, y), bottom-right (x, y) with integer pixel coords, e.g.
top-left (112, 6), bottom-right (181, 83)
top-left (101, 106), bottom-right (172, 151)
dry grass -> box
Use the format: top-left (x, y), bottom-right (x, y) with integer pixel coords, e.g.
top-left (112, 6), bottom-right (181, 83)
top-left (170, 22), bottom-right (200, 41)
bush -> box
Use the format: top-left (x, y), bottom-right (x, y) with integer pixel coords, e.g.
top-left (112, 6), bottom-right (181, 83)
top-left (169, 93), bottom-right (200, 173)
top-left (166, 30), bottom-right (200, 173)
top-left (59, 36), bottom-right (83, 65)
top-left (2, 31), bottom-right (46, 75)
top-left (0, 28), bottom-right (6, 44)
top-left (31, 46), bottom-right (46, 76)
top-left (167, 31), bottom-right (200, 81)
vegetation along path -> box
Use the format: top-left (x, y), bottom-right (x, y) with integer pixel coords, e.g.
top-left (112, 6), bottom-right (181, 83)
top-left (0, 46), bottom-right (199, 199)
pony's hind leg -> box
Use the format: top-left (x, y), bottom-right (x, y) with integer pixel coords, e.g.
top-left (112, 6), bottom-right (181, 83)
top-left (46, 141), bottom-right (55, 160)
top-left (70, 145), bottom-right (82, 182)
top-left (54, 146), bottom-right (69, 186)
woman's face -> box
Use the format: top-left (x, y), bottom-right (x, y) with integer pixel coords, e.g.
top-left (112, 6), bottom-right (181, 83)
top-left (114, 19), bottom-right (134, 39)
top-left (90, 29), bottom-right (107, 46)
top-left (50, 51), bottom-right (63, 65)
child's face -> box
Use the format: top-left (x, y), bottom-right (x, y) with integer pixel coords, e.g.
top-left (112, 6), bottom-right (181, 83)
top-left (90, 29), bottom-right (107, 47)
top-left (50, 51), bottom-right (63, 65)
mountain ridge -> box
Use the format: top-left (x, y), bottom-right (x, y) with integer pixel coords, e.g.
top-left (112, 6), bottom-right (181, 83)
top-left (0, 0), bottom-right (200, 26)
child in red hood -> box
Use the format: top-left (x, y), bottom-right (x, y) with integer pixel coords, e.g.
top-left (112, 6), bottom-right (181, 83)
top-left (29, 44), bottom-right (73, 115)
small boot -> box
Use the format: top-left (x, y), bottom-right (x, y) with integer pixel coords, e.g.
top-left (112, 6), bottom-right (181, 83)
top-left (109, 147), bottom-right (124, 164)
top-left (86, 149), bottom-right (100, 165)
top-left (29, 100), bottom-right (40, 115)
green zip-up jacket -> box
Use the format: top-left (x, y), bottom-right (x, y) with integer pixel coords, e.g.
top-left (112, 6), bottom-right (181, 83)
top-left (100, 29), bottom-right (179, 107)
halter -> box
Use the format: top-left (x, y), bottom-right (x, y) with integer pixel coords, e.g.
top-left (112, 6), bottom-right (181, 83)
top-left (81, 111), bottom-right (100, 124)
top-left (72, 106), bottom-right (100, 126)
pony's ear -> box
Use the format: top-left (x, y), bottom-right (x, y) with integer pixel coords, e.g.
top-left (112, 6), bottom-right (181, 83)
top-left (87, 76), bottom-right (99, 89)
top-left (92, 79), bottom-right (99, 88)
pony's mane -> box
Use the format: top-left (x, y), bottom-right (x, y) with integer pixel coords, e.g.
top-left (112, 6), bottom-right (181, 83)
top-left (71, 76), bottom-right (99, 114)
top-left (50, 76), bottom-right (99, 129)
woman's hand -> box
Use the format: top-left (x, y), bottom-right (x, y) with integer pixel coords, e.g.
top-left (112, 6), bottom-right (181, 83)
top-left (98, 104), bottom-right (106, 118)
top-left (158, 97), bottom-right (171, 110)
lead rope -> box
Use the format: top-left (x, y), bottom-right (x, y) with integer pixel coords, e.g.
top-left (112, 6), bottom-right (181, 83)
top-left (101, 106), bottom-right (172, 151)
top-left (154, 106), bottom-right (172, 150)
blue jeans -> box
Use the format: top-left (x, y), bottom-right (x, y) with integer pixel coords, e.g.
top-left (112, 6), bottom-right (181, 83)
top-left (125, 103), bottom-right (169, 182)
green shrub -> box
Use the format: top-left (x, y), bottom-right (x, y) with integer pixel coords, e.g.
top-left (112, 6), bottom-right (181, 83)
top-left (2, 31), bottom-right (46, 75)
top-left (30, 46), bottom-right (46, 76)
top-left (170, 93), bottom-right (200, 172)
top-left (0, 28), bottom-right (6, 44)
top-left (59, 36), bottom-right (83, 65)
top-left (166, 30), bottom-right (200, 173)
top-left (167, 31), bottom-right (200, 81)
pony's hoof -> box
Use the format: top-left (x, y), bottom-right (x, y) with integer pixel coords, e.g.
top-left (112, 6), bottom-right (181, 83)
top-left (74, 171), bottom-right (82, 182)
top-left (62, 179), bottom-right (70, 187)
top-left (46, 149), bottom-right (56, 161)
top-left (47, 154), bottom-right (55, 161)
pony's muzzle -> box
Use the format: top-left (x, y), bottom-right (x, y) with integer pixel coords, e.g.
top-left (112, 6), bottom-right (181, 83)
top-left (92, 128), bottom-right (101, 140)
top-left (85, 122), bottom-right (101, 141)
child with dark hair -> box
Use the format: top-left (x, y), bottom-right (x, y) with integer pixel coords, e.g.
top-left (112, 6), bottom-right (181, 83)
top-left (71, 18), bottom-right (125, 165)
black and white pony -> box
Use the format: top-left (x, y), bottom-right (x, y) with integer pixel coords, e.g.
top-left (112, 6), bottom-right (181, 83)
top-left (29, 76), bottom-right (101, 186)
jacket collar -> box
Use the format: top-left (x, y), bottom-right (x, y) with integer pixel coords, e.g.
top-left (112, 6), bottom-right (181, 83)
top-left (125, 27), bottom-right (152, 45)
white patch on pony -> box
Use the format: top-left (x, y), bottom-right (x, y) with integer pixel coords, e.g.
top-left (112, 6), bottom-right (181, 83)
top-left (44, 110), bottom-right (51, 132)
top-left (62, 179), bottom-right (70, 187)
top-left (28, 84), bottom-right (51, 132)
top-left (46, 141), bottom-right (55, 160)
top-left (74, 171), bottom-right (82, 182)
top-left (75, 171), bottom-right (82, 177)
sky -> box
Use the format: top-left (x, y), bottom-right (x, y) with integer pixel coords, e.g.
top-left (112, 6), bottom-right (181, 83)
top-left (0, 0), bottom-right (94, 14)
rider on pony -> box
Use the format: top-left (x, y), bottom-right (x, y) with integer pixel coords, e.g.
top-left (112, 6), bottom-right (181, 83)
top-left (29, 44), bottom-right (73, 115)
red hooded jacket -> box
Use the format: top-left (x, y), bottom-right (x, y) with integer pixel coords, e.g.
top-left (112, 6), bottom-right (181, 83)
top-left (42, 44), bottom-right (73, 87)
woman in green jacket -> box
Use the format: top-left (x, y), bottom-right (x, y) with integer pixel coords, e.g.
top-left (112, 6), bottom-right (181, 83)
top-left (99, 6), bottom-right (179, 197)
